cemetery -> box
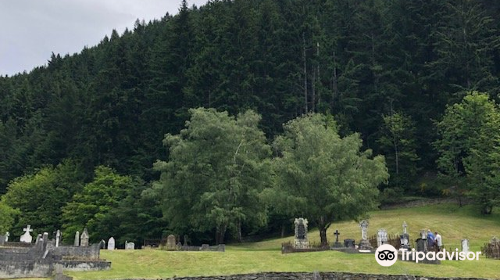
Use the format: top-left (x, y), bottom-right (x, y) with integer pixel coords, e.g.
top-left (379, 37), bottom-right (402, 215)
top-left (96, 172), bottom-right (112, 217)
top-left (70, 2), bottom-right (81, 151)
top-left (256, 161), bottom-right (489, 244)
top-left (0, 204), bottom-right (499, 280)
top-left (0, 226), bottom-right (110, 278)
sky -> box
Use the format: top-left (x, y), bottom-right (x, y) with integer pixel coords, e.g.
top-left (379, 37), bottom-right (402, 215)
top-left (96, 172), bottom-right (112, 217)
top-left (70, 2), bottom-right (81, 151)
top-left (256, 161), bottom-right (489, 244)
top-left (0, 0), bottom-right (209, 76)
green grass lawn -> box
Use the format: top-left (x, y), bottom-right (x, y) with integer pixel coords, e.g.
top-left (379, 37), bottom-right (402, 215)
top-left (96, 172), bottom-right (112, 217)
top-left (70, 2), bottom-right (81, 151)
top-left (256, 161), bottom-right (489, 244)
top-left (21, 203), bottom-right (500, 280)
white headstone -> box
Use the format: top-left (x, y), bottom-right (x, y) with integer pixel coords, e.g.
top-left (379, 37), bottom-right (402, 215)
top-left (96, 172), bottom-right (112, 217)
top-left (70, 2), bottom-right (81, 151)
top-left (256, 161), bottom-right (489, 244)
top-left (107, 237), bottom-right (115, 250)
top-left (55, 230), bottom-right (61, 247)
top-left (461, 239), bottom-right (469, 253)
top-left (20, 225), bottom-right (33, 243)
top-left (377, 228), bottom-right (388, 247)
top-left (5, 232), bottom-right (9, 242)
top-left (74, 231), bottom-right (80, 246)
top-left (125, 241), bottom-right (135, 250)
top-left (402, 221), bottom-right (408, 234)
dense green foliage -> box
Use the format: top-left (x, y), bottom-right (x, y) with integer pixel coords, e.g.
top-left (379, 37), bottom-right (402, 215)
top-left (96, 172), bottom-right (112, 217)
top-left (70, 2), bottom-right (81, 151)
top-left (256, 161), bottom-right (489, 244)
top-left (435, 92), bottom-right (500, 214)
top-left (1, 0), bottom-right (500, 243)
top-left (269, 114), bottom-right (388, 246)
top-left (152, 108), bottom-right (271, 244)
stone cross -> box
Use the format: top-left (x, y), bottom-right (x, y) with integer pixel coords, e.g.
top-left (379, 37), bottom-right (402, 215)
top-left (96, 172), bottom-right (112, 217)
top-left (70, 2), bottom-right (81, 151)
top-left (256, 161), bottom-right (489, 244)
top-left (80, 228), bottom-right (89, 247)
top-left (360, 220), bottom-right (369, 241)
top-left (74, 231), bottom-right (80, 246)
top-left (20, 225), bottom-right (34, 243)
top-left (402, 221), bottom-right (408, 234)
top-left (55, 230), bottom-right (61, 247)
top-left (107, 237), bottom-right (115, 250)
top-left (5, 232), bottom-right (9, 242)
top-left (334, 229), bottom-right (340, 243)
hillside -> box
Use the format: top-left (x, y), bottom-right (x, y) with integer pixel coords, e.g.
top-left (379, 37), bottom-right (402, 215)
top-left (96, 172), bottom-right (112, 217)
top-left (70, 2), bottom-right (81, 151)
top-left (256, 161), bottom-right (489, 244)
top-left (2, 0), bottom-right (500, 247)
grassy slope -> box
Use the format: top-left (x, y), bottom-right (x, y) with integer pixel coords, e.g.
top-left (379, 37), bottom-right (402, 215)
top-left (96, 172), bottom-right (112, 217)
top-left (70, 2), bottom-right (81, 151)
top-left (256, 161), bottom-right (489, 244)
top-left (28, 204), bottom-right (500, 280)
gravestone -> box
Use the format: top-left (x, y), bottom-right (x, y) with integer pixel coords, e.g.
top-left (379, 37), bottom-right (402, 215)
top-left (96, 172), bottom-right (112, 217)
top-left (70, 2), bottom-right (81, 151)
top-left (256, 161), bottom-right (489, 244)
top-left (293, 218), bottom-right (309, 249)
top-left (201, 244), bottom-right (210, 251)
top-left (20, 225), bottom-right (33, 243)
top-left (359, 220), bottom-right (372, 250)
top-left (166, 234), bottom-right (176, 250)
top-left (400, 221), bottom-right (410, 250)
top-left (107, 237), bottom-right (115, 250)
top-left (100, 239), bottom-right (106, 249)
top-left (55, 230), bottom-right (61, 247)
top-left (332, 229), bottom-right (342, 248)
top-left (80, 228), bottom-right (89, 247)
top-left (417, 229), bottom-right (428, 252)
top-left (35, 234), bottom-right (42, 244)
top-left (416, 238), bottom-right (426, 252)
top-left (377, 229), bottom-right (388, 247)
top-left (74, 231), bottom-right (80, 247)
top-left (183, 235), bottom-right (189, 246)
top-left (344, 239), bottom-right (355, 248)
top-left (125, 241), bottom-right (135, 250)
top-left (400, 233), bottom-right (410, 250)
top-left (5, 232), bottom-right (9, 242)
top-left (461, 239), bottom-right (469, 254)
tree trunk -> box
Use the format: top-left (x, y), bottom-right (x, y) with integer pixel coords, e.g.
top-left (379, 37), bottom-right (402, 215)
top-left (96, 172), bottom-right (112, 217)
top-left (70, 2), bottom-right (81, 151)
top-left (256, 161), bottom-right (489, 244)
top-left (319, 227), bottom-right (328, 248)
top-left (216, 224), bottom-right (227, 245)
top-left (316, 41), bottom-right (320, 110)
top-left (237, 220), bottom-right (242, 243)
top-left (331, 51), bottom-right (338, 109)
top-left (318, 216), bottom-right (330, 247)
top-left (303, 32), bottom-right (308, 114)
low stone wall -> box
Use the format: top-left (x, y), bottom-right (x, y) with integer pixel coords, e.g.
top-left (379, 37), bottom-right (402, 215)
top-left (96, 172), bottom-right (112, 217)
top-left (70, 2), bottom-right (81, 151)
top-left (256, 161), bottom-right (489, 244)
top-left (49, 243), bottom-right (100, 260)
top-left (114, 272), bottom-right (492, 280)
top-left (0, 261), bottom-right (52, 279)
top-left (0, 242), bottom-right (108, 278)
top-left (59, 260), bottom-right (111, 271)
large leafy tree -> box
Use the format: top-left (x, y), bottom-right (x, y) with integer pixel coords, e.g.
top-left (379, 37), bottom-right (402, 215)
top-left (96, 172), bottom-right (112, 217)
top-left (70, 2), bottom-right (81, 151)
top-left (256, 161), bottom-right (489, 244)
top-left (153, 108), bottom-right (271, 244)
top-left (2, 161), bottom-right (84, 237)
top-left (270, 114), bottom-right (389, 246)
top-left (62, 166), bottom-right (135, 243)
top-left (436, 92), bottom-right (500, 213)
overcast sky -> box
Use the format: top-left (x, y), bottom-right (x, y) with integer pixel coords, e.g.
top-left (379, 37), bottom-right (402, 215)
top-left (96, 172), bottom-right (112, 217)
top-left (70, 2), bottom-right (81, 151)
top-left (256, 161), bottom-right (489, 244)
top-left (0, 0), bottom-right (209, 76)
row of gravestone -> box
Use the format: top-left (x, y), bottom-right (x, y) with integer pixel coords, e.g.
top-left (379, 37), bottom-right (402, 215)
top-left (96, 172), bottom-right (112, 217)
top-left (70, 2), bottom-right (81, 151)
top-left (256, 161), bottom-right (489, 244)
top-left (292, 218), bottom-right (477, 254)
top-left (292, 218), bottom-right (374, 250)
top-left (0, 225), bottom-right (65, 247)
top-left (0, 225), bottom-right (133, 250)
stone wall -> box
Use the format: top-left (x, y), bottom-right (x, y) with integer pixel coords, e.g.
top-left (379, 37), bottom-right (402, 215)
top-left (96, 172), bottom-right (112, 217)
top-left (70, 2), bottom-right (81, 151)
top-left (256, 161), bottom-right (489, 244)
top-left (116, 272), bottom-right (492, 280)
top-left (49, 243), bottom-right (101, 260)
top-left (0, 261), bottom-right (52, 279)
top-left (0, 242), bottom-right (109, 278)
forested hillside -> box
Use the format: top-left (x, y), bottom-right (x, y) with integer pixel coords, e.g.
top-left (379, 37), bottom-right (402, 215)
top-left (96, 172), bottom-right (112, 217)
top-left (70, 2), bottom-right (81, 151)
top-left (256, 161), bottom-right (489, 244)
top-left (1, 0), bottom-right (500, 244)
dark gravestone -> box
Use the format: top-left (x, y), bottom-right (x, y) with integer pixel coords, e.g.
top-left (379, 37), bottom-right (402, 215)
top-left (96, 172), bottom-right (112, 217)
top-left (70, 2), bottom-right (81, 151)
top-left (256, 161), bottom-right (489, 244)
top-left (416, 238), bottom-right (426, 252)
top-left (293, 218), bottom-right (309, 249)
top-left (344, 239), bottom-right (355, 248)
top-left (297, 224), bottom-right (306, 239)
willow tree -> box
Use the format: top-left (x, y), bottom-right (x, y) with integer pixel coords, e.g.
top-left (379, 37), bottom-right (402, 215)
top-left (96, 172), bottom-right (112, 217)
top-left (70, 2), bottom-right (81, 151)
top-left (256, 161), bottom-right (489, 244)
top-left (270, 114), bottom-right (388, 246)
top-left (153, 108), bottom-right (271, 244)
